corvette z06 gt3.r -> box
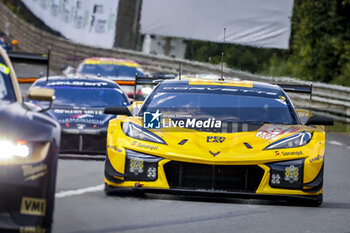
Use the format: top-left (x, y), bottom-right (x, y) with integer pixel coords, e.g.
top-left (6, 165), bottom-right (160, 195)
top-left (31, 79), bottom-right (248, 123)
top-left (0, 47), bottom-right (60, 232)
top-left (104, 78), bottom-right (333, 206)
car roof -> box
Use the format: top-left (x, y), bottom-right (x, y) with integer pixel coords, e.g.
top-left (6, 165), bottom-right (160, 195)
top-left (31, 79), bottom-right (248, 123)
top-left (33, 76), bottom-right (122, 88)
top-left (82, 57), bottom-right (140, 67)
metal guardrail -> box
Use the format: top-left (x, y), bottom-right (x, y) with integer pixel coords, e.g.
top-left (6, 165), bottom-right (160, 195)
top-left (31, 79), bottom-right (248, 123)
top-left (1, 0), bottom-right (349, 123)
top-left (130, 54), bottom-right (350, 123)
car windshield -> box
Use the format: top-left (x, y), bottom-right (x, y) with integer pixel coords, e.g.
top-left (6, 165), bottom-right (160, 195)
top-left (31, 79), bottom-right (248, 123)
top-left (141, 88), bottom-right (298, 125)
top-left (79, 64), bottom-right (144, 78)
top-left (41, 86), bottom-right (129, 108)
top-left (0, 64), bottom-right (16, 103)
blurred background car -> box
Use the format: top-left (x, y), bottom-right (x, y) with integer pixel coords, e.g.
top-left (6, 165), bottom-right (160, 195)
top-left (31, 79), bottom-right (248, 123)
top-left (75, 57), bottom-right (152, 100)
top-left (76, 57), bottom-right (145, 81)
top-left (0, 46), bottom-right (60, 232)
top-left (27, 76), bottom-right (130, 155)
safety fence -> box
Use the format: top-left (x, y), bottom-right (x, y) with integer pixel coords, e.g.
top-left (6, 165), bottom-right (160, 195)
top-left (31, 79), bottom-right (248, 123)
top-left (1, 2), bottom-right (349, 123)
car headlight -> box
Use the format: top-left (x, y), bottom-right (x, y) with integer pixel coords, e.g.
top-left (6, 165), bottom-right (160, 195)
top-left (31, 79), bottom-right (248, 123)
top-left (125, 149), bottom-right (162, 181)
top-left (264, 132), bottom-right (312, 150)
top-left (122, 122), bottom-right (166, 145)
top-left (267, 159), bottom-right (304, 189)
top-left (0, 140), bottom-right (32, 160)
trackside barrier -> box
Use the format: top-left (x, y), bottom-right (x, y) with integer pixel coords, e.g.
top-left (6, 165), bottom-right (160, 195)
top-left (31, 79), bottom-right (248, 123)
top-left (0, 1), bottom-right (349, 123)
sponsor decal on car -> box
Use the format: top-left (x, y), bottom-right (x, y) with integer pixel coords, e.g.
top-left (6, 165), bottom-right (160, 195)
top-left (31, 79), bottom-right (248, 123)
top-left (207, 136), bottom-right (226, 143)
top-left (47, 81), bottom-right (108, 87)
top-left (58, 118), bottom-right (104, 125)
top-left (54, 109), bottom-right (104, 115)
top-left (256, 125), bottom-right (300, 140)
top-left (20, 197), bottom-right (46, 216)
top-left (274, 151), bottom-right (303, 156)
top-left (309, 154), bottom-right (324, 163)
top-left (107, 145), bottom-right (122, 153)
top-left (22, 164), bottom-right (47, 181)
top-left (136, 142), bottom-right (158, 150)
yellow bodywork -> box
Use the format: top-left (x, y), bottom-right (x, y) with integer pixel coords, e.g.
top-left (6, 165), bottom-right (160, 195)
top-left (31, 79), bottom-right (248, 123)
top-left (105, 115), bottom-right (325, 197)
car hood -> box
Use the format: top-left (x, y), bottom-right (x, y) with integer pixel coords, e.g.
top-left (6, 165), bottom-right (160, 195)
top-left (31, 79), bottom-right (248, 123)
top-left (113, 117), bottom-right (325, 164)
top-left (0, 102), bottom-right (60, 141)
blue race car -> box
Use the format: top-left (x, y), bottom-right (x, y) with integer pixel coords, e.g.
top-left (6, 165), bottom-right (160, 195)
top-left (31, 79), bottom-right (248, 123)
top-left (28, 76), bottom-right (130, 154)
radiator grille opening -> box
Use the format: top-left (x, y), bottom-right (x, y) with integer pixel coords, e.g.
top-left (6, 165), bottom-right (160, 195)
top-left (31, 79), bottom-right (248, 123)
top-left (164, 161), bottom-right (264, 193)
top-left (60, 133), bottom-right (106, 153)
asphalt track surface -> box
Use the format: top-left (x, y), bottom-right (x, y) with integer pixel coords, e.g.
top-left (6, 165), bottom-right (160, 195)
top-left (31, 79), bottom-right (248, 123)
top-left (51, 133), bottom-right (350, 233)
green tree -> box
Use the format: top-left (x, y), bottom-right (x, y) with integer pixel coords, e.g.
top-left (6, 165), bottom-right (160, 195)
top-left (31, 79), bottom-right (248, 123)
top-left (185, 0), bottom-right (350, 86)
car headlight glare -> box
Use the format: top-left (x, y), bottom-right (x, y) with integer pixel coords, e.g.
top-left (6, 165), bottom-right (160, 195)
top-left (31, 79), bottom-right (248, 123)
top-left (0, 140), bottom-right (32, 160)
top-left (264, 132), bottom-right (312, 150)
top-left (122, 122), bottom-right (166, 144)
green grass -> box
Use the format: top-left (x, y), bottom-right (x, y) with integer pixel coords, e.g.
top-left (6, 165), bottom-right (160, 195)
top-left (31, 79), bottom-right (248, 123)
top-left (326, 121), bottom-right (350, 134)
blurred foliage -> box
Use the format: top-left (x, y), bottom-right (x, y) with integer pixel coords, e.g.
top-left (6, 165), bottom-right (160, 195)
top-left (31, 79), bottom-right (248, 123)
top-left (326, 121), bottom-right (350, 133)
top-left (185, 0), bottom-right (350, 86)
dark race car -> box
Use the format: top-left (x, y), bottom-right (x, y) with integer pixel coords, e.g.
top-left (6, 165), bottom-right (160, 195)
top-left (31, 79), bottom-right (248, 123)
top-left (27, 76), bottom-right (130, 154)
top-left (0, 47), bottom-right (60, 232)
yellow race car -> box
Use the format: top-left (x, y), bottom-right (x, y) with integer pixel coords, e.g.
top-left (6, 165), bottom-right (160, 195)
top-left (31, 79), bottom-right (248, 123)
top-left (104, 77), bottom-right (333, 206)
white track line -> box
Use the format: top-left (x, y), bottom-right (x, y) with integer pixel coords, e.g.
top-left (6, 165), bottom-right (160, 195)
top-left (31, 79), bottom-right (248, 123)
top-left (55, 184), bottom-right (104, 198)
top-left (328, 141), bottom-right (343, 146)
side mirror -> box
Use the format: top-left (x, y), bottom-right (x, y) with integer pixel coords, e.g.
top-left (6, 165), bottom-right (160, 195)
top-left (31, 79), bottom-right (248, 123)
top-left (28, 87), bottom-right (55, 112)
top-left (28, 87), bottom-right (54, 102)
top-left (104, 106), bottom-right (132, 116)
top-left (305, 116), bottom-right (334, 126)
top-left (296, 109), bottom-right (312, 125)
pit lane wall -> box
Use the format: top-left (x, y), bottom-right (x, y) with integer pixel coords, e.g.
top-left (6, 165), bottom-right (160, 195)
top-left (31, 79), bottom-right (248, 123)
top-left (1, 2), bottom-right (349, 123)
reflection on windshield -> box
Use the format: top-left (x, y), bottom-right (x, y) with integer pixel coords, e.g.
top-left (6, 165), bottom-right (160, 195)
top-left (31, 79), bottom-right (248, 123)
top-left (80, 64), bottom-right (144, 78)
top-left (142, 92), bottom-right (297, 125)
top-left (33, 86), bottom-right (129, 108)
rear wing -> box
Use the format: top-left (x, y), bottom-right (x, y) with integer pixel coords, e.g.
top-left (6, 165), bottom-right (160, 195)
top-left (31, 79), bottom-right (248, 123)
top-left (129, 73), bottom-right (175, 99)
top-left (115, 73), bottom-right (176, 86)
top-left (278, 84), bottom-right (312, 94)
top-left (7, 50), bottom-right (50, 83)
